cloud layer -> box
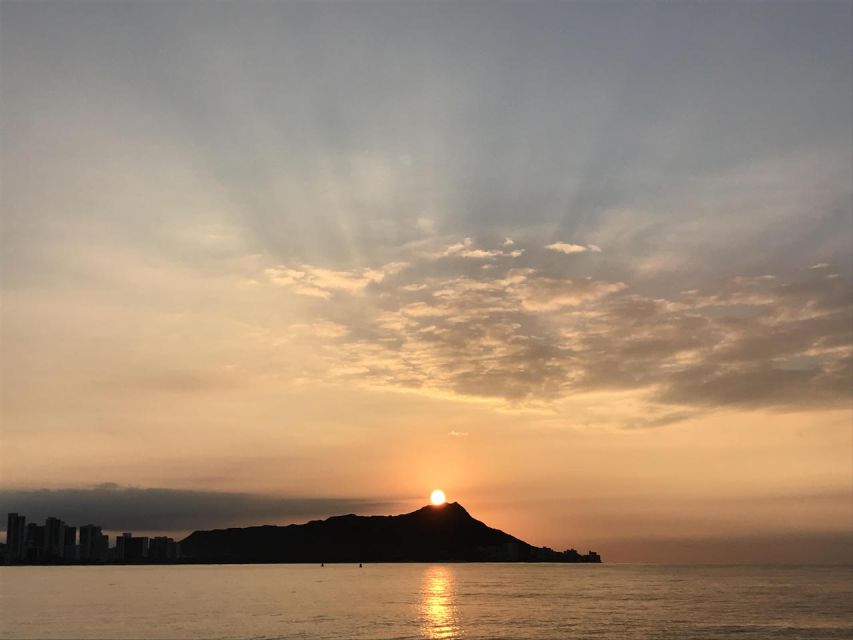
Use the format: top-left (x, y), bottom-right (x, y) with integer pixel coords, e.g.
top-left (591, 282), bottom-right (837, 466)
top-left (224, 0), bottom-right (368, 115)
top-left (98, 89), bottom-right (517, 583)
top-left (261, 239), bottom-right (851, 414)
top-left (0, 484), bottom-right (396, 533)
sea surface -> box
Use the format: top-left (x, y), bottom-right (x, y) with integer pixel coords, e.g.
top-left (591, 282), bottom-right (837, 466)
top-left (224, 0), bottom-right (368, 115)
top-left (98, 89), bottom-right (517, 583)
top-left (1, 564), bottom-right (851, 639)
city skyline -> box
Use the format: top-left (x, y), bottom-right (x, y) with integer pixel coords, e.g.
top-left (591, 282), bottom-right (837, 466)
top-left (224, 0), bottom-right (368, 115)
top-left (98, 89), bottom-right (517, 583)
top-left (1, 1), bottom-right (851, 564)
top-left (5, 511), bottom-right (180, 564)
top-left (3, 505), bottom-right (599, 565)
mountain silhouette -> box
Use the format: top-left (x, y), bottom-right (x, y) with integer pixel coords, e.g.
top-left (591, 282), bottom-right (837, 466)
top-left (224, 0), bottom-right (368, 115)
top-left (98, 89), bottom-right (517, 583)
top-left (180, 502), bottom-right (601, 563)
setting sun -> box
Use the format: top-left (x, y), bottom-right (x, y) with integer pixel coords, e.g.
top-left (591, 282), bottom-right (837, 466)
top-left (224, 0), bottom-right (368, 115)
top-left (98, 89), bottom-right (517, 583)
top-left (430, 489), bottom-right (446, 506)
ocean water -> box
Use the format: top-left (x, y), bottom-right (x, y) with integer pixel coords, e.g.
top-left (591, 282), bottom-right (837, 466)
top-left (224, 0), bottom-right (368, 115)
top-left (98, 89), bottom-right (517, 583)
top-left (1, 564), bottom-right (851, 639)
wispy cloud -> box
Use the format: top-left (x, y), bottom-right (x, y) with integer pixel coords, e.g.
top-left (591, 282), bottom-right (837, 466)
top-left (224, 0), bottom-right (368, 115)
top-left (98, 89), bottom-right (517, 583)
top-left (264, 262), bottom-right (408, 299)
top-left (434, 237), bottom-right (522, 260)
top-left (545, 242), bottom-right (602, 255)
top-left (251, 246), bottom-right (851, 414)
top-left (441, 238), bottom-right (501, 259)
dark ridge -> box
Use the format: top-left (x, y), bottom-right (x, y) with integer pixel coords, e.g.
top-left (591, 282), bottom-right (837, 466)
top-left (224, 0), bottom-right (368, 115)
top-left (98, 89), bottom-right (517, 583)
top-left (179, 502), bottom-right (601, 563)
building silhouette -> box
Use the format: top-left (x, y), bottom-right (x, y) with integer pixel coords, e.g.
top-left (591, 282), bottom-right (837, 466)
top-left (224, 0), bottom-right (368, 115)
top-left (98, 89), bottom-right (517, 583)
top-left (115, 532), bottom-right (149, 561)
top-left (25, 523), bottom-right (45, 562)
top-left (125, 536), bottom-right (149, 561)
top-left (64, 526), bottom-right (78, 561)
top-left (44, 517), bottom-right (67, 561)
top-left (6, 513), bottom-right (26, 561)
top-left (5, 513), bottom-right (181, 565)
top-left (79, 525), bottom-right (109, 562)
top-left (149, 536), bottom-right (180, 561)
top-left (114, 532), bottom-right (130, 561)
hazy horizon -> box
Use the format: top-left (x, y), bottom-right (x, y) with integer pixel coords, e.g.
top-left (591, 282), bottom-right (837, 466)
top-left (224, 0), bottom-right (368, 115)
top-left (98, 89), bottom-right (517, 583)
top-left (2, 486), bottom-right (852, 564)
top-left (1, 0), bottom-right (851, 564)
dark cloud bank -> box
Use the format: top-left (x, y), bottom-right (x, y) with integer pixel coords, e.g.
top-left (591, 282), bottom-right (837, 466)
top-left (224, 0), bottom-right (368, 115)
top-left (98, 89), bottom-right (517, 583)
top-left (0, 484), bottom-right (396, 533)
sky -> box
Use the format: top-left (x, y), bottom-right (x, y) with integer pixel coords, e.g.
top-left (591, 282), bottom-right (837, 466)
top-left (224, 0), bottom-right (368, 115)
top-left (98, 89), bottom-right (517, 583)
top-left (1, 0), bottom-right (851, 563)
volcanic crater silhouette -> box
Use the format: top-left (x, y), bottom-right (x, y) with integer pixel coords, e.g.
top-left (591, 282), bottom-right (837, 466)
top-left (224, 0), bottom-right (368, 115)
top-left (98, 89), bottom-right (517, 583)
top-left (180, 502), bottom-right (601, 563)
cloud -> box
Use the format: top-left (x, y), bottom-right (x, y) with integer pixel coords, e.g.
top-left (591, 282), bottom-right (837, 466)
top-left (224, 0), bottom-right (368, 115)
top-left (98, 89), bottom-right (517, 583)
top-left (448, 431), bottom-right (469, 437)
top-left (515, 277), bottom-right (626, 311)
top-left (264, 262), bottom-right (407, 299)
top-left (545, 242), bottom-right (602, 254)
top-left (253, 251), bottom-right (852, 413)
top-left (440, 237), bottom-right (502, 259)
top-left (0, 485), bottom-right (397, 534)
top-left (425, 237), bottom-right (524, 261)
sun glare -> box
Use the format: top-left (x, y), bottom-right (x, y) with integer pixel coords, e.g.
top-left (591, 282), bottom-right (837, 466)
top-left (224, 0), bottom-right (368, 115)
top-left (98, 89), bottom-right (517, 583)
top-left (430, 489), bottom-right (447, 506)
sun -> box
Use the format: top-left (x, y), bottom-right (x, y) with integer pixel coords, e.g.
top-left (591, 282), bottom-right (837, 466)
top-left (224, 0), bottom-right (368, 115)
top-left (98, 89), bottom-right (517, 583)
top-left (430, 489), bottom-right (446, 506)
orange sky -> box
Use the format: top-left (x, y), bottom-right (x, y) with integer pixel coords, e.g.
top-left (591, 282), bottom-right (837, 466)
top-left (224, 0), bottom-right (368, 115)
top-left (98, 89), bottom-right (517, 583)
top-left (1, 1), bottom-right (851, 562)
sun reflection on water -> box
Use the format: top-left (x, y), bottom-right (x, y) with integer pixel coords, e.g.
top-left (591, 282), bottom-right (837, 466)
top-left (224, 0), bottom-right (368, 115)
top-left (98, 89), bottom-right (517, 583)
top-left (420, 565), bottom-right (461, 639)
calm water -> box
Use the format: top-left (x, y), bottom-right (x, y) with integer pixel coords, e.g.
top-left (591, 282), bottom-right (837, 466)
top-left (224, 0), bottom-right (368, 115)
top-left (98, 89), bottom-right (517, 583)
top-left (1, 564), bottom-right (851, 639)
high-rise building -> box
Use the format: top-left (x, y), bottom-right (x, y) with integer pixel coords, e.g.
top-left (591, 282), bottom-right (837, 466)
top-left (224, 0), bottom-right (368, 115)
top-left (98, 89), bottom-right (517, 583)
top-left (44, 517), bottom-right (67, 560)
top-left (63, 526), bottom-right (78, 561)
top-left (149, 536), bottom-right (180, 562)
top-left (124, 536), bottom-right (149, 561)
top-left (25, 523), bottom-right (45, 562)
top-left (114, 532), bottom-right (149, 562)
top-left (6, 513), bottom-right (26, 561)
top-left (115, 532), bottom-right (132, 562)
top-left (80, 525), bottom-right (109, 562)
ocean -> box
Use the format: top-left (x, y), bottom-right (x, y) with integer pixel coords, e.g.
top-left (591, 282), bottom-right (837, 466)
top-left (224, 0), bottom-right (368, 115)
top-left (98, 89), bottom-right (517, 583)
top-left (1, 564), bottom-right (850, 639)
